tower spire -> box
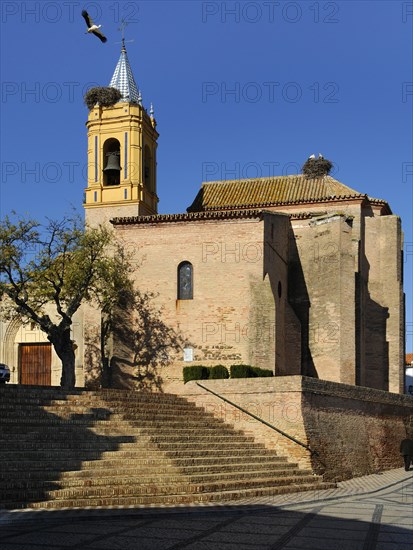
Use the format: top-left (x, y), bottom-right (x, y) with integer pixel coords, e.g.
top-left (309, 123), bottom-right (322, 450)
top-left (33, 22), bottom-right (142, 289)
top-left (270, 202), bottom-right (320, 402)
top-left (109, 21), bottom-right (140, 104)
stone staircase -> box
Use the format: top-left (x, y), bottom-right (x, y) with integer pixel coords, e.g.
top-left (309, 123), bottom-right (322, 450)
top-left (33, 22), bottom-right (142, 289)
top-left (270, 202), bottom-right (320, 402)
top-left (0, 385), bottom-right (335, 509)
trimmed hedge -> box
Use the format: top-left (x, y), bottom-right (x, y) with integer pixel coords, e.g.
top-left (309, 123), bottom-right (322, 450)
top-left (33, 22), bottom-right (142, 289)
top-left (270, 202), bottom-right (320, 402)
top-left (230, 364), bottom-right (254, 378)
top-left (251, 366), bottom-right (273, 377)
top-left (183, 365), bottom-right (209, 384)
top-left (209, 365), bottom-right (229, 379)
top-left (230, 364), bottom-right (273, 378)
top-left (183, 364), bottom-right (272, 383)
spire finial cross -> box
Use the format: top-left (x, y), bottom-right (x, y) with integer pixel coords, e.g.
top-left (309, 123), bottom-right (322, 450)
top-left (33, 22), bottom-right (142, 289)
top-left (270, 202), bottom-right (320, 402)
top-left (115, 19), bottom-right (134, 49)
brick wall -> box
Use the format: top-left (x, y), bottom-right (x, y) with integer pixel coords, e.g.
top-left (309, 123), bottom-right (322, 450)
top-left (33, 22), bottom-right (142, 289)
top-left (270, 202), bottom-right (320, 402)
top-left (113, 214), bottom-right (291, 377)
top-left (364, 215), bottom-right (404, 393)
top-left (181, 376), bottom-right (413, 480)
top-left (290, 214), bottom-right (357, 384)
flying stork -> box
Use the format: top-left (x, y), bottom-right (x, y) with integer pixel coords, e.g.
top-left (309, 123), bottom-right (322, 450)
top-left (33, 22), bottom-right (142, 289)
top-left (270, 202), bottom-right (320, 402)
top-left (82, 10), bottom-right (107, 43)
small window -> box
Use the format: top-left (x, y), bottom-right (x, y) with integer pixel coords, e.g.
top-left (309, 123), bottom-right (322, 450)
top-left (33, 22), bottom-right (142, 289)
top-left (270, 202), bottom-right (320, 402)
top-left (178, 262), bottom-right (193, 300)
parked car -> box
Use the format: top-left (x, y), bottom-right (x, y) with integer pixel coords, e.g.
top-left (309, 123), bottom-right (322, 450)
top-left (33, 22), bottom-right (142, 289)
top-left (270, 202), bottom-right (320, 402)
top-left (0, 363), bottom-right (10, 383)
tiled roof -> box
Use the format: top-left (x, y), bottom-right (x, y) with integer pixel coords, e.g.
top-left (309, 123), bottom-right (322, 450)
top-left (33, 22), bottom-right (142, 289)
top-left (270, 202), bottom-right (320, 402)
top-left (187, 175), bottom-right (384, 212)
top-left (406, 353), bottom-right (413, 366)
top-left (109, 44), bottom-right (140, 104)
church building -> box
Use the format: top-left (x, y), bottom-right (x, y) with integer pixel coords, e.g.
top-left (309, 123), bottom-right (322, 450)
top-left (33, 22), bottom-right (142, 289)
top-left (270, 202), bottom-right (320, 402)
top-left (1, 44), bottom-right (405, 395)
top-left (83, 44), bottom-right (405, 395)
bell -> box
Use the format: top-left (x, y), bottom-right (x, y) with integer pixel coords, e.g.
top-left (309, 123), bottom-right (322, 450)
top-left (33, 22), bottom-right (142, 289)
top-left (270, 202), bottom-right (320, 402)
top-left (104, 152), bottom-right (121, 172)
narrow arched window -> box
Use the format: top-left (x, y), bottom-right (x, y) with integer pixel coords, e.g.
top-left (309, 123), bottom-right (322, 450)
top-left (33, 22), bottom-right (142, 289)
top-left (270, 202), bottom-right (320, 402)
top-left (178, 262), bottom-right (193, 300)
top-left (143, 145), bottom-right (153, 191)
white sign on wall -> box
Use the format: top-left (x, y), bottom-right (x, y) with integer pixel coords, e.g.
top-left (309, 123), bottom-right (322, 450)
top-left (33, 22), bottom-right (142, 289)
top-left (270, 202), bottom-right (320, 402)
top-left (183, 348), bottom-right (193, 362)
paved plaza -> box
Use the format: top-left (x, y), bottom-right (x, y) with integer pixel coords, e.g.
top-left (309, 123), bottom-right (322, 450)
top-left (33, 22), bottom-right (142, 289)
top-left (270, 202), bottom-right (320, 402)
top-left (0, 468), bottom-right (411, 549)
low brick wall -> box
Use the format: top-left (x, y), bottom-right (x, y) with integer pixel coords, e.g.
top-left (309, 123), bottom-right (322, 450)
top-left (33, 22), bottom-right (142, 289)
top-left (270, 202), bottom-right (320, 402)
top-left (181, 377), bottom-right (314, 471)
top-left (181, 376), bottom-right (413, 481)
top-left (300, 378), bottom-right (413, 480)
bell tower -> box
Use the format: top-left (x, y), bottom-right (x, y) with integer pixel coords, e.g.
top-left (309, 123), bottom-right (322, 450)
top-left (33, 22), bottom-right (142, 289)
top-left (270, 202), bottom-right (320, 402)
top-left (84, 42), bottom-right (159, 226)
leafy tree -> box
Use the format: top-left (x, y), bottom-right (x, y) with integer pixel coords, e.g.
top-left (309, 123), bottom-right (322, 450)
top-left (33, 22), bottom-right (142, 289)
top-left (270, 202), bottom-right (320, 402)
top-left (0, 213), bottom-right (132, 389)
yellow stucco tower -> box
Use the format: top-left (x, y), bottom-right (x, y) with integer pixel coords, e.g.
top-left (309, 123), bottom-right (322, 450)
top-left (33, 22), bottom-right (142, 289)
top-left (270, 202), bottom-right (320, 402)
top-left (84, 42), bottom-right (159, 226)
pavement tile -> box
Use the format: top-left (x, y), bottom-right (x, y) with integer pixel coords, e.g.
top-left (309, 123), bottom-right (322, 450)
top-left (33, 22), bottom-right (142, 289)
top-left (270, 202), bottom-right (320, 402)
top-left (309, 518), bottom-right (368, 530)
top-left (44, 519), bottom-right (146, 534)
top-left (377, 532), bottom-right (413, 543)
top-left (216, 522), bottom-right (292, 536)
top-left (298, 525), bottom-right (368, 539)
top-left (375, 544), bottom-right (413, 550)
top-left (182, 542), bottom-right (263, 550)
top-left (88, 537), bottom-right (175, 550)
top-left (119, 526), bottom-right (202, 538)
top-left (1, 531), bottom-right (98, 546)
top-left (204, 530), bottom-right (281, 545)
top-left (286, 535), bottom-right (366, 549)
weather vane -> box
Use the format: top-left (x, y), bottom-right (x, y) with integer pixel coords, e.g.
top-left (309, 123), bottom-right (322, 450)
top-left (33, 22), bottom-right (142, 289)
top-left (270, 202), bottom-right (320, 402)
top-left (116, 19), bottom-right (135, 49)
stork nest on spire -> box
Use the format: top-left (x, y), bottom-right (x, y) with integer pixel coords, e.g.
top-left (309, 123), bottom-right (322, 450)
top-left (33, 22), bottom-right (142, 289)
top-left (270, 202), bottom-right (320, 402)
top-left (302, 157), bottom-right (333, 178)
top-left (84, 87), bottom-right (122, 110)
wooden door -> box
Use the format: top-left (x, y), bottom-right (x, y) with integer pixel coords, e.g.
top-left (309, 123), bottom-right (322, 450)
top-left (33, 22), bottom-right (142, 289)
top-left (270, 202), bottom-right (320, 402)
top-left (19, 344), bottom-right (52, 385)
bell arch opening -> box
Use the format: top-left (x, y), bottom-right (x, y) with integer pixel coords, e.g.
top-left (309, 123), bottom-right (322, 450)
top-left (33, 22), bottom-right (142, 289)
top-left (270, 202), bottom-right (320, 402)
top-left (103, 138), bottom-right (121, 186)
top-left (143, 145), bottom-right (154, 192)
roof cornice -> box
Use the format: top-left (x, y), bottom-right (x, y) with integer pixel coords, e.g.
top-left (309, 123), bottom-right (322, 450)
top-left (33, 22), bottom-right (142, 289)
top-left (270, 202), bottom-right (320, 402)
top-left (111, 209), bottom-right (265, 225)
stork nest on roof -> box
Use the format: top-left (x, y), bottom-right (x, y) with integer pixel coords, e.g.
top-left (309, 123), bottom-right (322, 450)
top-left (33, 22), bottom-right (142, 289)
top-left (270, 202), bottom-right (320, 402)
top-left (302, 158), bottom-right (333, 178)
top-left (84, 87), bottom-right (122, 110)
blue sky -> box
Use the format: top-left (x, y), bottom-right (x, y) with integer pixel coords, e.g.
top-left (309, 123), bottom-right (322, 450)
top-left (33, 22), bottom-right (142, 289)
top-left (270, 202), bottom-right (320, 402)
top-left (1, 0), bottom-right (412, 350)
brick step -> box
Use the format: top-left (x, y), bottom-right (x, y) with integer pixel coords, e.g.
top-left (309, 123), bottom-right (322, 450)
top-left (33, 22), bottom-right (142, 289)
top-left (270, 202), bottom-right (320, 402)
top-left (0, 462), bottom-right (300, 484)
top-left (1, 474), bottom-right (325, 503)
top-left (3, 453), bottom-right (290, 473)
top-left (136, 435), bottom-right (258, 446)
top-left (1, 434), bottom-right (259, 450)
top-left (53, 394), bottom-right (199, 404)
top-left (65, 393), bottom-right (194, 404)
top-left (3, 458), bottom-right (177, 472)
top-left (0, 402), bottom-right (199, 414)
top-left (0, 386), bottom-right (84, 397)
top-left (1, 440), bottom-right (138, 452)
top-left (0, 475), bottom-right (320, 505)
top-left (0, 467), bottom-right (315, 493)
top-left (0, 390), bottom-right (198, 403)
top-left (0, 423), bottom-right (241, 439)
top-left (0, 481), bottom-right (337, 510)
top-left (158, 445), bottom-right (281, 456)
top-left (0, 409), bottom-right (218, 424)
top-left (170, 453), bottom-right (288, 466)
top-left (0, 403), bottom-right (200, 417)
top-left (0, 386), bottom-right (186, 402)
top-left (0, 445), bottom-right (285, 461)
top-left (0, 386), bottom-right (332, 510)
top-left (0, 423), bottom-right (249, 439)
top-left (112, 420), bottom-right (231, 430)
top-left (0, 420), bottom-right (223, 434)
top-left (0, 419), bottom-right (164, 430)
top-left (0, 463), bottom-right (300, 487)
top-left (41, 403), bottom-right (202, 415)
